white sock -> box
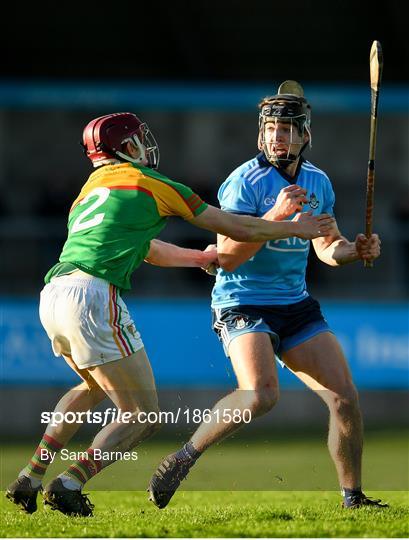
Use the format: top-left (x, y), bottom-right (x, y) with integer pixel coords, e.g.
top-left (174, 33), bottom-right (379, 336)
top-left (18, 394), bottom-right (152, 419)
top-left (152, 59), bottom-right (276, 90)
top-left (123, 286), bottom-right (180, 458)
top-left (18, 471), bottom-right (42, 489)
top-left (58, 474), bottom-right (82, 491)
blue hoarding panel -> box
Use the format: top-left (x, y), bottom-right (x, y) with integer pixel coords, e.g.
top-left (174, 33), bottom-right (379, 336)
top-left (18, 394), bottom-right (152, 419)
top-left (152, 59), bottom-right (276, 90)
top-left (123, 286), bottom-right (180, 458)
top-left (0, 299), bottom-right (408, 389)
top-left (0, 81), bottom-right (408, 113)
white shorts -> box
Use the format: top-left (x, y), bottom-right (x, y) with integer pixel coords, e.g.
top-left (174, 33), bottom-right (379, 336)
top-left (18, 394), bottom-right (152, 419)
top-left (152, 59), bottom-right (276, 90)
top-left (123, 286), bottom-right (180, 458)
top-left (39, 271), bottom-right (144, 369)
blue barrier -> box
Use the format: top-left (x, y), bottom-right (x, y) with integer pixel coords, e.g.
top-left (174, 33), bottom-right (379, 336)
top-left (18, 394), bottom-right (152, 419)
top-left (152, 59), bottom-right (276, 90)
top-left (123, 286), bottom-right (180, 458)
top-left (0, 81), bottom-right (408, 112)
top-left (0, 298), bottom-right (408, 389)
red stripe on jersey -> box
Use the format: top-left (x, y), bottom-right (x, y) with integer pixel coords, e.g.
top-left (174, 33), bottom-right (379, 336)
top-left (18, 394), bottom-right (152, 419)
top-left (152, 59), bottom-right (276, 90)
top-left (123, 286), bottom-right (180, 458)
top-left (144, 174), bottom-right (200, 216)
top-left (69, 185), bottom-right (153, 213)
top-left (189, 199), bottom-right (204, 211)
top-left (112, 185), bottom-right (153, 196)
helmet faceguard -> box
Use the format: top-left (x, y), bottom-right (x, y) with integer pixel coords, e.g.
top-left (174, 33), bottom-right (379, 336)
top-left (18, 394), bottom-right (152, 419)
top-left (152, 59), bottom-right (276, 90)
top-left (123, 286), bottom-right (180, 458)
top-left (258, 80), bottom-right (312, 168)
top-left (82, 112), bottom-right (160, 169)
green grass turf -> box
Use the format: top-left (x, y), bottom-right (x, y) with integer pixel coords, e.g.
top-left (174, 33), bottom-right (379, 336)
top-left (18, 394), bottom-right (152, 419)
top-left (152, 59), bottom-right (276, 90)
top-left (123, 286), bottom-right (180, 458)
top-left (2, 491), bottom-right (408, 538)
top-left (1, 431), bottom-right (408, 537)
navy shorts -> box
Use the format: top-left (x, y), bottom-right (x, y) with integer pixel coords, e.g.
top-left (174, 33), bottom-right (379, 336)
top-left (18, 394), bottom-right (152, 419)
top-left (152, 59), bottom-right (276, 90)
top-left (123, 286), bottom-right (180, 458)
top-left (212, 296), bottom-right (332, 359)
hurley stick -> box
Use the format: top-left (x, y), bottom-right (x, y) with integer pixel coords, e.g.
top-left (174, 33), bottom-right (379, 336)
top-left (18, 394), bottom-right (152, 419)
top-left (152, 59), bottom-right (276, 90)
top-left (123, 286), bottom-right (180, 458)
top-left (364, 40), bottom-right (383, 268)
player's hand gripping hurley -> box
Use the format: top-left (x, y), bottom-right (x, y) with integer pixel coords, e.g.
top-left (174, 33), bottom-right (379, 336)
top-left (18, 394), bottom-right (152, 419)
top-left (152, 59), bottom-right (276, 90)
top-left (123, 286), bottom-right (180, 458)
top-left (364, 40), bottom-right (383, 268)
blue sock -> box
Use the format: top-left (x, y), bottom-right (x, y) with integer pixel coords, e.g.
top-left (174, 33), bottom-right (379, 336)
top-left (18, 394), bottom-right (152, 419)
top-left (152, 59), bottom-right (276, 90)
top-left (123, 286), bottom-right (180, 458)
top-left (342, 487), bottom-right (362, 507)
top-left (175, 441), bottom-right (201, 462)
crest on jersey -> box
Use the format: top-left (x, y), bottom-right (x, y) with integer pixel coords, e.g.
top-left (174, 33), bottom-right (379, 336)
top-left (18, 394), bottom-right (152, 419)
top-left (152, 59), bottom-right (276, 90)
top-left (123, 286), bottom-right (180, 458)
top-left (309, 193), bottom-right (319, 209)
top-left (235, 317), bottom-right (248, 330)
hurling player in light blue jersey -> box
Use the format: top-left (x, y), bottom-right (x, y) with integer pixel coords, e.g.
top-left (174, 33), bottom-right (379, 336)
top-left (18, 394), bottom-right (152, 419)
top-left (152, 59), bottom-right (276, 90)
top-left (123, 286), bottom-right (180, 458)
top-left (149, 81), bottom-right (386, 510)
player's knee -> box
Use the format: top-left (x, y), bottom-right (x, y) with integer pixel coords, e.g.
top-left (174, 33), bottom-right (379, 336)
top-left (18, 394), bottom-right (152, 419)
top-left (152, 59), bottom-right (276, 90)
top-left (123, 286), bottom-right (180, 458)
top-left (248, 389), bottom-right (279, 417)
top-left (331, 384), bottom-right (360, 418)
top-left (88, 384), bottom-right (107, 405)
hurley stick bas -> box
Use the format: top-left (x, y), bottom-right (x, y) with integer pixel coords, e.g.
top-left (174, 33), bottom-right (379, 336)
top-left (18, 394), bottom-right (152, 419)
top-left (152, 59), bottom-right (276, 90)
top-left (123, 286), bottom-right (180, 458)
top-left (364, 40), bottom-right (383, 268)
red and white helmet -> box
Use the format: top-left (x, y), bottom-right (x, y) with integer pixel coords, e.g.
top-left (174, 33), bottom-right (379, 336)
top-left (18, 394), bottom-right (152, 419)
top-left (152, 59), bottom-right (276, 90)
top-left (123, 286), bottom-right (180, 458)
top-left (82, 112), bottom-right (159, 168)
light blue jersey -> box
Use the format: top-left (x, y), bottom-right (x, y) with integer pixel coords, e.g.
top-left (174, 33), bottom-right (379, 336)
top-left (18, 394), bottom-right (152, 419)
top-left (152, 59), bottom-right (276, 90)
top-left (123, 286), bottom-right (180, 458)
top-left (211, 154), bottom-right (335, 308)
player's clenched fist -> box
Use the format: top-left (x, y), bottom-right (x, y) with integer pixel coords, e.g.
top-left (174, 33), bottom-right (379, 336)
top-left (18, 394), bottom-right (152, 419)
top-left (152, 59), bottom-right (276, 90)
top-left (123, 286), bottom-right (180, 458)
top-left (268, 185), bottom-right (309, 220)
top-left (292, 212), bottom-right (336, 239)
top-left (355, 233), bottom-right (381, 261)
top-left (201, 244), bottom-right (219, 275)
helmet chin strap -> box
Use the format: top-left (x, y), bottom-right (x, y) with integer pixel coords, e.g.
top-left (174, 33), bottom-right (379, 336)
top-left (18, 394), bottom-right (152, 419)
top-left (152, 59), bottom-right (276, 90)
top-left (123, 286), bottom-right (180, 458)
top-left (115, 126), bottom-right (159, 169)
top-left (115, 134), bottom-right (147, 165)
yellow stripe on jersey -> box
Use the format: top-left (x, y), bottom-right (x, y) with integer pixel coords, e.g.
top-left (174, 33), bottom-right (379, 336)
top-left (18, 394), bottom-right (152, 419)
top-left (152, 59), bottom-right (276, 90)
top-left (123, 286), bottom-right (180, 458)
top-left (70, 165), bottom-right (151, 211)
top-left (147, 177), bottom-right (198, 219)
top-left (71, 164), bottom-right (203, 220)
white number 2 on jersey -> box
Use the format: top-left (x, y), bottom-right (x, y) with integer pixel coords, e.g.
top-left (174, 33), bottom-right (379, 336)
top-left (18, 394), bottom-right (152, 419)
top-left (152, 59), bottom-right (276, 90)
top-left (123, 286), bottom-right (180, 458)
top-left (71, 187), bottom-right (110, 233)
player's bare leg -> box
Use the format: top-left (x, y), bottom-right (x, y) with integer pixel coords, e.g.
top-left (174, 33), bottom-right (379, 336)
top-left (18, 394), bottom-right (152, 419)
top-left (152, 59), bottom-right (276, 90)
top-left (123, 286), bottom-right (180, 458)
top-left (43, 348), bottom-right (160, 516)
top-left (86, 347), bottom-right (160, 453)
top-left (44, 356), bottom-right (107, 445)
top-left (191, 332), bottom-right (279, 450)
top-left (282, 331), bottom-right (387, 508)
top-left (6, 357), bottom-right (106, 514)
top-left (148, 332), bottom-right (279, 508)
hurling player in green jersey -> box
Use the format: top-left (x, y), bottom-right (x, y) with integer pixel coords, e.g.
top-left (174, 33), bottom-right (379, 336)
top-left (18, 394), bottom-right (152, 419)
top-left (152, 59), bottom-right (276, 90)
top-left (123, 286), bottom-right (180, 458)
top-left (6, 112), bottom-right (334, 517)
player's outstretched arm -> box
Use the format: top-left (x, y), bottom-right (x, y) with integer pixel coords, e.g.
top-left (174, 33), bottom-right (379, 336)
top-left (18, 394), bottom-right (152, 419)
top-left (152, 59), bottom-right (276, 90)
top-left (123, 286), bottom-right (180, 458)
top-left (144, 239), bottom-right (218, 268)
top-left (190, 205), bottom-right (334, 243)
top-left (193, 207), bottom-right (335, 272)
top-left (214, 187), bottom-right (311, 272)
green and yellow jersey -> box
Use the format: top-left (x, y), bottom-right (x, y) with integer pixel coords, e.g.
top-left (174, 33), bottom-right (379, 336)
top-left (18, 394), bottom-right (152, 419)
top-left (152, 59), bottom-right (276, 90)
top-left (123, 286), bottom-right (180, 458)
top-left (45, 163), bottom-right (208, 290)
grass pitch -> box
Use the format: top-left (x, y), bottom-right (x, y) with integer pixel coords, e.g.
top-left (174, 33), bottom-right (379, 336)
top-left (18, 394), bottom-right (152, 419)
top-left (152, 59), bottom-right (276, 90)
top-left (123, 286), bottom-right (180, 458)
top-left (2, 490), bottom-right (408, 538)
top-left (1, 431), bottom-right (408, 537)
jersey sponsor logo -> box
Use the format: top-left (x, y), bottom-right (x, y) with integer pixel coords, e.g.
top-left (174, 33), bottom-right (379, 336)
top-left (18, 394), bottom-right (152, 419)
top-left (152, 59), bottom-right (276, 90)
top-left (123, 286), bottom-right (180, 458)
top-left (308, 192), bottom-right (319, 209)
top-left (266, 237), bottom-right (310, 252)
